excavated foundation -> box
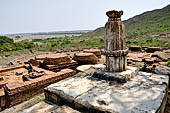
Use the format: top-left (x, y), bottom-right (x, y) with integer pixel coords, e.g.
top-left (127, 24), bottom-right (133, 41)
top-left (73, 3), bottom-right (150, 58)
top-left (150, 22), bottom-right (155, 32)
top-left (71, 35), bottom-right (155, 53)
top-left (0, 65), bottom-right (76, 108)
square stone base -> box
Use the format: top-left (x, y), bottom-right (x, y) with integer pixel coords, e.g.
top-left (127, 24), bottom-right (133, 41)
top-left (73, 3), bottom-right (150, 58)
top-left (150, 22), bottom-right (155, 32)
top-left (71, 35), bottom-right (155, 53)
top-left (92, 66), bottom-right (138, 83)
top-left (44, 71), bottom-right (169, 113)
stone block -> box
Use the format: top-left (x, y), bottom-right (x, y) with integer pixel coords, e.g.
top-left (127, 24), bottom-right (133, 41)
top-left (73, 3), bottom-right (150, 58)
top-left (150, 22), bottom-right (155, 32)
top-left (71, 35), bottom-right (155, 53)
top-left (44, 60), bottom-right (78, 71)
top-left (41, 53), bottom-right (72, 65)
top-left (83, 49), bottom-right (101, 58)
top-left (45, 71), bottom-right (169, 113)
top-left (92, 66), bottom-right (138, 83)
top-left (155, 65), bottom-right (170, 75)
top-left (73, 53), bottom-right (98, 65)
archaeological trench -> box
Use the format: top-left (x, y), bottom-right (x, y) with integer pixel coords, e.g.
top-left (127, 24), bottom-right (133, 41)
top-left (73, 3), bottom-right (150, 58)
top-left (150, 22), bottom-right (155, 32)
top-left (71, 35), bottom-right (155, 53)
top-left (0, 10), bottom-right (170, 113)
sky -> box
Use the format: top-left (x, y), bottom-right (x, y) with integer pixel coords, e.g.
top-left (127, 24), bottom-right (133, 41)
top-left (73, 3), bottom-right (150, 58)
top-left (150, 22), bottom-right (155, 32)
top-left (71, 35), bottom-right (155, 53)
top-left (0, 0), bottom-right (170, 35)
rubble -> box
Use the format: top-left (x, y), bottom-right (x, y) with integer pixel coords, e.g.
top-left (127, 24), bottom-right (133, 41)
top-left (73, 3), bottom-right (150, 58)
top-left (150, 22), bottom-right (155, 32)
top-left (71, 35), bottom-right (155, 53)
top-left (44, 60), bottom-right (77, 72)
top-left (127, 53), bottom-right (152, 62)
top-left (73, 53), bottom-right (98, 64)
top-left (146, 47), bottom-right (161, 53)
top-left (159, 62), bottom-right (168, 66)
top-left (28, 59), bottom-right (43, 66)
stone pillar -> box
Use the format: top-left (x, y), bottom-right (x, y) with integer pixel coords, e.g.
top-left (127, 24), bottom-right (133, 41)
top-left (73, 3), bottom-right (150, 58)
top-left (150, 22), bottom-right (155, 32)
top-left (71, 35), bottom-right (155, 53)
top-left (103, 10), bottom-right (128, 72)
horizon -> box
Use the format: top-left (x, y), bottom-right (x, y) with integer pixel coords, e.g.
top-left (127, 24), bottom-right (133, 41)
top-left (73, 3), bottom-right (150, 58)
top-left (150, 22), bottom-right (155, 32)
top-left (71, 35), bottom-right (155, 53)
top-left (0, 0), bottom-right (170, 35)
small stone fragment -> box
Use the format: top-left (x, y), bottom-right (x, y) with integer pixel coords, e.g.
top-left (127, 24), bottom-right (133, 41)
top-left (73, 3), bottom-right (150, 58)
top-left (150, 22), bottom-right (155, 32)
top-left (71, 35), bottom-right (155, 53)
top-left (155, 65), bottom-right (170, 75)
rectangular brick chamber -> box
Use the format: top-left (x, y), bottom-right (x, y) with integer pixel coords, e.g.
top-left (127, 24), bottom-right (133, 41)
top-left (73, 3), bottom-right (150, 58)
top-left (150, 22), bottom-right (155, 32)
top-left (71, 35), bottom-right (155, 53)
top-left (0, 65), bottom-right (76, 109)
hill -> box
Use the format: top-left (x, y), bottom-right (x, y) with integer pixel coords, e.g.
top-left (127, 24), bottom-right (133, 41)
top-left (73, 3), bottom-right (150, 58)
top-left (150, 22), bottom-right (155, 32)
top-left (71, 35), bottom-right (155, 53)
top-left (84, 4), bottom-right (170, 47)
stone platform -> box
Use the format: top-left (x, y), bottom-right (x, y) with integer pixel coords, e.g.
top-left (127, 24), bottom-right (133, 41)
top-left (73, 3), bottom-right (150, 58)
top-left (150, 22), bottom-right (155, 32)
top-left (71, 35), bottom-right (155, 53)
top-left (45, 71), bottom-right (169, 113)
top-left (92, 66), bottom-right (138, 83)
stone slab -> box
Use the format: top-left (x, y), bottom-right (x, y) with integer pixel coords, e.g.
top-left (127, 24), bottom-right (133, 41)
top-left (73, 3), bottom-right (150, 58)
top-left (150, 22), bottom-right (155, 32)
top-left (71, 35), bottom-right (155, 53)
top-left (83, 49), bottom-right (101, 58)
top-left (45, 71), bottom-right (169, 113)
top-left (76, 64), bottom-right (105, 72)
top-left (92, 66), bottom-right (138, 83)
top-left (73, 53), bottom-right (98, 64)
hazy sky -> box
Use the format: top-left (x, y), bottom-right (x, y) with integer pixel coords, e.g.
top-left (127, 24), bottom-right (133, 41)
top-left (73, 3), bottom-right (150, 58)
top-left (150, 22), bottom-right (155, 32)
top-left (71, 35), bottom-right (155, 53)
top-left (0, 0), bottom-right (170, 34)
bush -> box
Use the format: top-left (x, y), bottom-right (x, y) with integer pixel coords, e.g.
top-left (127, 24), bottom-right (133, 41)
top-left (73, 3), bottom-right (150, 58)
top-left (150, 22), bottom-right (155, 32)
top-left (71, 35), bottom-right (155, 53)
top-left (168, 61), bottom-right (170, 67)
top-left (0, 36), bottom-right (14, 45)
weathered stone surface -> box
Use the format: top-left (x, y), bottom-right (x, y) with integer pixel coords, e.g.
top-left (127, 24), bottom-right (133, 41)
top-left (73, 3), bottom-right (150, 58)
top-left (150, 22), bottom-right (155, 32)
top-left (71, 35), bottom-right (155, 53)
top-left (73, 53), bottom-right (98, 64)
top-left (53, 105), bottom-right (81, 113)
top-left (45, 71), bottom-right (169, 113)
top-left (76, 64), bottom-right (105, 72)
top-left (106, 10), bottom-right (123, 19)
top-left (104, 10), bottom-right (127, 72)
top-left (92, 66), bottom-right (138, 83)
top-left (159, 62), bottom-right (168, 66)
top-left (155, 65), bottom-right (170, 75)
top-left (83, 49), bottom-right (101, 58)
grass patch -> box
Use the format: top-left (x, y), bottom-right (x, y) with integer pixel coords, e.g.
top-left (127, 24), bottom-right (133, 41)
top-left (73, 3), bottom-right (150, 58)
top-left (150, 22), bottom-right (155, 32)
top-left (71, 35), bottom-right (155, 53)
top-left (20, 93), bottom-right (45, 111)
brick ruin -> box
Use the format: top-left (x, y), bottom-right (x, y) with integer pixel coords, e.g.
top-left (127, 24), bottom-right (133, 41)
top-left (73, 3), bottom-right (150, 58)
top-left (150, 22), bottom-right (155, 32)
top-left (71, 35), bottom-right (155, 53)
top-left (0, 65), bottom-right (76, 109)
top-left (0, 51), bottom-right (102, 109)
top-left (28, 53), bottom-right (78, 71)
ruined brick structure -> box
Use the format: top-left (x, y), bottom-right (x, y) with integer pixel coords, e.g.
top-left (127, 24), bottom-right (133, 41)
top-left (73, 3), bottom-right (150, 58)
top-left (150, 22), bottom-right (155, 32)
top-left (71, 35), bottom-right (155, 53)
top-left (29, 53), bottom-right (78, 72)
top-left (103, 10), bottom-right (128, 72)
top-left (0, 65), bottom-right (76, 109)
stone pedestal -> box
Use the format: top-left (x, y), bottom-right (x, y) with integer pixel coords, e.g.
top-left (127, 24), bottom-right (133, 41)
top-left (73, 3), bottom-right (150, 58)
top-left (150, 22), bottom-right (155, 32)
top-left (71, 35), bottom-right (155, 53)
top-left (92, 66), bottom-right (138, 83)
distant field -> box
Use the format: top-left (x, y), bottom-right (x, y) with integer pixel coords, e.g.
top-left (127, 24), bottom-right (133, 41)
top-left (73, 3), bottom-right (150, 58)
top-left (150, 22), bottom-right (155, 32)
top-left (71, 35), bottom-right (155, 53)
top-left (10, 34), bottom-right (81, 42)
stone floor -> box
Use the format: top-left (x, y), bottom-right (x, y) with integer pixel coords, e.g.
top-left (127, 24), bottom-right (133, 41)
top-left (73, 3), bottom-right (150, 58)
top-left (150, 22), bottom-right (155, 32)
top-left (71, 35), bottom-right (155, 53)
top-left (44, 71), bottom-right (169, 113)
